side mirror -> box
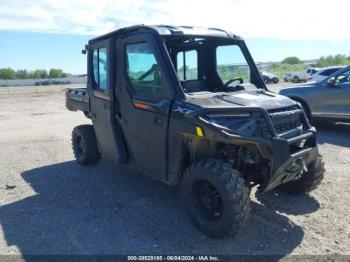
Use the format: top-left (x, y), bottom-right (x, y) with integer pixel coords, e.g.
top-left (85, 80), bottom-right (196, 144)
top-left (326, 76), bottom-right (336, 87)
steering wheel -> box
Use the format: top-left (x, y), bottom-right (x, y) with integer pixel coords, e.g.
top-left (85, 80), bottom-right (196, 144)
top-left (223, 77), bottom-right (244, 88)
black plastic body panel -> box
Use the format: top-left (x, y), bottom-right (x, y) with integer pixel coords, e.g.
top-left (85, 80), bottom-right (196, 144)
top-left (66, 88), bottom-right (90, 112)
top-left (87, 39), bottom-right (127, 164)
top-left (66, 25), bottom-right (320, 193)
top-left (114, 31), bottom-right (177, 182)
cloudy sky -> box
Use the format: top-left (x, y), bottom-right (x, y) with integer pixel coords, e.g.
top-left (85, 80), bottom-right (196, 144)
top-left (0, 0), bottom-right (349, 73)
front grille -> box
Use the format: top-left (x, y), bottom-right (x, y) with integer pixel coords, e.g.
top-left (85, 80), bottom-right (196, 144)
top-left (268, 105), bottom-right (299, 114)
top-left (253, 122), bottom-right (271, 138)
top-left (268, 105), bottom-right (304, 137)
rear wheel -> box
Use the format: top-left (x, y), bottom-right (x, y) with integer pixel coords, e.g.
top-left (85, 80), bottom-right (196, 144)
top-left (182, 159), bottom-right (250, 238)
top-left (72, 125), bottom-right (101, 165)
top-left (293, 76), bottom-right (300, 83)
top-left (278, 155), bottom-right (325, 194)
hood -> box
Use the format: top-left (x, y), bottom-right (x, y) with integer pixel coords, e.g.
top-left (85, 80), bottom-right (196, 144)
top-left (279, 82), bottom-right (317, 91)
top-left (187, 89), bottom-right (296, 111)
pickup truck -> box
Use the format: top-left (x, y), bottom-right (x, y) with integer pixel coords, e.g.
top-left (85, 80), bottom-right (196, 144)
top-left (284, 72), bottom-right (308, 83)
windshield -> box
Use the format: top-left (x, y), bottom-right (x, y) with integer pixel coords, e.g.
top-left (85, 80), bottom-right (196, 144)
top-left (216, 45), bottom-right (251, 84)
top-left (166, 37), bottom-right (259, 94)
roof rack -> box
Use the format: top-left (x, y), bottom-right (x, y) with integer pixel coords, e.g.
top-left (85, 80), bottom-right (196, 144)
top-left (90, 24), bottom-right (240, 43)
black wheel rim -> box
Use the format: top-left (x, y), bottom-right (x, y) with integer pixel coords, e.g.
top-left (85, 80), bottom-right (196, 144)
top-left (191, 180), bottom-right (223, 221)
top-left (75, 135), bottom-right (85, 157)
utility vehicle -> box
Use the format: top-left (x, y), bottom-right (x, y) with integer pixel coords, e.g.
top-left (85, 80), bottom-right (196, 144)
top-left (66, 25), bottom-right (325, 238)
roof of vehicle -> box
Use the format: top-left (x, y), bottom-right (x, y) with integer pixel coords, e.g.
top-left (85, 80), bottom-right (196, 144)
top-left (262, 71), bottom-right (275, 76)
top-left (316, 66), bottom-right (346, 72)
top-left (90, 24), bottom-right (242, 43)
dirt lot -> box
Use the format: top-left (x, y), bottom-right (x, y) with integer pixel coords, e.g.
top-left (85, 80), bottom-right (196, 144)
top-left (0, 88), bottom-right (349, 257)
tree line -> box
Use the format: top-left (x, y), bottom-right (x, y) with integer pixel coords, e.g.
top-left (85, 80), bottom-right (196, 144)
top-left (281, 54), bottom-right (350, 67)
top-left (0, 68), bottom-right (71, 80)
top-left (265, 54), bottom-right (350, 79)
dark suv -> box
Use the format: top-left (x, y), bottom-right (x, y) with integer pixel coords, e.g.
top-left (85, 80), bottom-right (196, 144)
top-left (66, 25), bottom-right (324, 238)
top-left (262, 71), bottom-right (279, 84)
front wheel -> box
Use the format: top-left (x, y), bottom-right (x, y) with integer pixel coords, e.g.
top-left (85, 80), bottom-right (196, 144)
top-left (182, 159), bottom-right (250, 238)
top-left (278, 155), bottom-right (325, 194)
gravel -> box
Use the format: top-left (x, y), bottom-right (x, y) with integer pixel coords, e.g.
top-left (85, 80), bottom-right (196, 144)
top-left (0, 92), bottom-right (349, 256)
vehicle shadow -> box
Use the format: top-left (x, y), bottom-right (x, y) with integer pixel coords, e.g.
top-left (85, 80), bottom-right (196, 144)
top-left (0, 160), bottom-right (305, 258)
top-left (256, 189), bottom-right (320, 215)
top-left (315, 121), bottom-right (350, 148)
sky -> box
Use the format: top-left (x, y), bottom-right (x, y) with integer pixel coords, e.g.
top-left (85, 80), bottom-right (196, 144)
top-left (0, 0), bottom-right (349, 74)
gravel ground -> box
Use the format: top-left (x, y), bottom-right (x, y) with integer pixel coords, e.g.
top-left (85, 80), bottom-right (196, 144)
top-left (0, 91), bottom-right (349, 257)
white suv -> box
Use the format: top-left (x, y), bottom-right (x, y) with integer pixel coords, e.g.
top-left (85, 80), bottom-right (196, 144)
top-left (309, 66), bottom-right (345, 82)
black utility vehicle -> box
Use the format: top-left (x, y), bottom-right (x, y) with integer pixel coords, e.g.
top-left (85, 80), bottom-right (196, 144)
top-left (66, 25), bottom-right (324, 238)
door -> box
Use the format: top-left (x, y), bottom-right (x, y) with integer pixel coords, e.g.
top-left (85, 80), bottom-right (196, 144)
top-left (88, 40), bottom-right (124, 163)
top-left (316, 67), bottom-right (350, 119)
top-left (115, 33), bottom-right (175, 181)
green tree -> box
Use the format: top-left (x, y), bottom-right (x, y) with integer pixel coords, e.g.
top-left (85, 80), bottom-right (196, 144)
top-left (316, 54), bottom-right (350, 67)
top-left (16, 69), bottom-right (29, 79)
top-left (62, 72), bottom-right (71, 78)
top-left (39, 69), bottom-right (48, 79)
top-left (282, 56), bottom-right (301, 65)
top-left (49, 68), bottom-right (64, 78)
top-left (0, 68), bottom-right (16, 79)
top-left (32, 69), bottom-right (42, 79)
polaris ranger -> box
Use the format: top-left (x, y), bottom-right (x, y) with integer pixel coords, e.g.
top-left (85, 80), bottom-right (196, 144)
top-left (66, 25), bottom-right (325, 238)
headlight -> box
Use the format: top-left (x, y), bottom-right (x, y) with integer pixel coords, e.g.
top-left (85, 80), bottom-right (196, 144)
top-left (201, 111), bottom-right (271, 138)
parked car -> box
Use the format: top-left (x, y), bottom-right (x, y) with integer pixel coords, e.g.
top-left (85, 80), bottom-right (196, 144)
top-left (40, 80), bottom-right (51, 86)
top-left (261, 71), bottom-right (279, 84)
top-left (34, 79), bottom-right (71, 86)
top-left (279, 65), bottom-right (350, 121)
top-left (51, 80), bottom-right (61, 85)
top-left (306, 67), bottom-right (320, 75)
top-left (309, 66), bottom-right (345, 82)
top-left (284, 72), bottom-right (308, 83)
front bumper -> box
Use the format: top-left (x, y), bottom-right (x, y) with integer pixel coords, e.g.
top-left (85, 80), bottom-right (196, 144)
top-left (260, 132), bottom-right (318, 192)
top-left (217, 128), bottom-right (318, 192)
top-left (190, 105), bottom-right (318, 193)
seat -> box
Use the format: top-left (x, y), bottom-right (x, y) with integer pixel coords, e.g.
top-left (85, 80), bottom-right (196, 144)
top-left (181, 80), bottom-right (209, 93)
